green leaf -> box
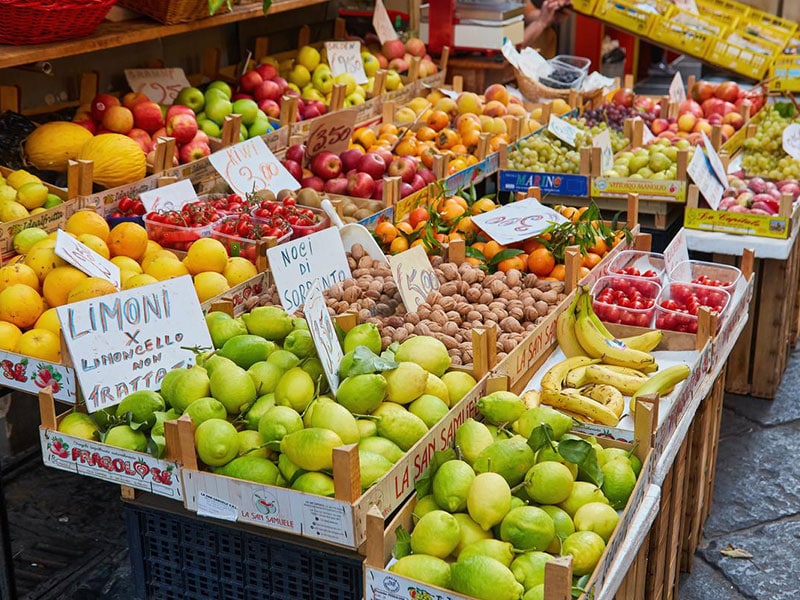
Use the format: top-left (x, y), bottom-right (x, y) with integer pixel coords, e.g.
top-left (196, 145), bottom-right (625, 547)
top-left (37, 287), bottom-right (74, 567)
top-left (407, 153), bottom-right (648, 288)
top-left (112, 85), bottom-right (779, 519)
top-left (557, 438), bottom-right (592, 464)
top-left (380, 341), bottom-right (399, 363)
top-left (488, 248), bottom-right (524, 267)
top-left (577, 447), bottom-right (604, 487)
top-left (527, 424), bottom-right (553, 453)
top-left (465, 246), bottom-right (486, 261)
top-left (414, 448), bottom-right (457, 496)
top-left (344, 345), bottom-right (399, 377)
top-left (262, 0), bottom-right (272, 12)
top-left (392, 525), bottom-right (412, 559)
top-left (774, 102), bottom-right (796, 119)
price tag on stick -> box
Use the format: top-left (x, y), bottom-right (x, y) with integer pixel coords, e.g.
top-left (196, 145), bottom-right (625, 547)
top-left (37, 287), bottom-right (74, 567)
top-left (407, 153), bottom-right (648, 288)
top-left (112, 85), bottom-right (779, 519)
top-left (124, 68), bottom-right (192, 105)
top-left (388, 245), bottom-right (441, 313)
top-left (325, 41), bottom-right (368, 84)
top-left (782, 123), bottom-right (800, 160)
top-left (688, 147), bottom-right (724, 210)
top-left (471, 198), bottom-right (569, 246)
top-left (304, 279), bottom-right (344, 393)
top-left (208, 137), bottom-right (300, 196)
top-left (306, 109), bottom-right (358, 158)
top-left (55, 230), bottom-right (121, 287)
top-left (593, 129), bottom-right (614, 174)
top-left (663, 229), bottom-right (690, 280)
top-left (548, 114), bottom-right (579, 147)
top-left (669, 72), bottom-right (686, 104)
top-left (139, 179), bottom-right (198, 213)
top-left (373, 0), bottom-right (399, 44)
top-left (701, 131), bottom-right (728, 185)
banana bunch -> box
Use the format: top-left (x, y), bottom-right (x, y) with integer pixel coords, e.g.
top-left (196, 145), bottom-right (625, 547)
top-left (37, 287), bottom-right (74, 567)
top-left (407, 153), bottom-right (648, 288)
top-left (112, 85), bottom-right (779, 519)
top-left (538, 287), bottom-right (691, 425)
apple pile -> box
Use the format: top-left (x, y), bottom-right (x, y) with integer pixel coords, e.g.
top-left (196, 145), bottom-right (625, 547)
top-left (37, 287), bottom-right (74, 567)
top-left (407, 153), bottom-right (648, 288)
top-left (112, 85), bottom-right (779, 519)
top-left (364, 35), bottom-right (438, 79)
top-left (280, 142), bottom-right (435, 201)
top-left (719, 174), bottom-right (800, 215)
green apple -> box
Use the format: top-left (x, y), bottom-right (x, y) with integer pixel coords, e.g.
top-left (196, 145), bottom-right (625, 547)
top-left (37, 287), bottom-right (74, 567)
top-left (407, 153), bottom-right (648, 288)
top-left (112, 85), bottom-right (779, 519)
top-left (385, 69), bottom-right (402, 91)
top-left (288, 64), bottom-right (311, 88)
top-left (43, 194), bottom-right (63, 209)
top-left (351, 85), bottom-right (366, 99)
top-left (232, 98), bottom-right (259, 126)
top-left (311, 66), bottom-right (334, 94)
top-left (196, 111), bottom-right (206, 121)
top-left (175, 86), bottom-right (205, 113)
top-left (249, 114), bottom-right (272, 138)
top-left (206, 80), bottom-right (232, 99)
top-left (344, 92), bottom-right (365, 107)
top-left (287, 83), bottom-right (301, 94)
top-left (205, 97), bottom-right (233, 125)
top-left (301, 85), bottom-right (325, 102)
top-left (333, 73), bottom-right (356, 96)
top-left (198, 119), bottom-right (221, 138)
top-left (362, 53), bottom-right (380, 78)
top-left (239, 123), bottom-right (248, 142)
top-left (297, 45), bottom-right (321, 72)
top-left (204, 87), bottom-right (229, 105)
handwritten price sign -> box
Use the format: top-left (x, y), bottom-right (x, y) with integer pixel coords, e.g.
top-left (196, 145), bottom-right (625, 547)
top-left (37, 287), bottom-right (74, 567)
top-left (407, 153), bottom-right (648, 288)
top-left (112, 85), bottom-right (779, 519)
top-left (688, 147), bottom-right (723, 210)
top-left (388, 245), bottom-right (441, 312)
top-left (373, 0), bottom-right (399, 44)
top-left (325, 41), bottom-right (368, 84)
top-left (55, 229), bottom-right (121, 287)
top-left (664, 228), bottom-right (691, 281)
top-left (701, 131), bottom-right (727, 185)
top-left (304, 279), bottom-right (344, 393)
top-left (669, 72), bottom-right (686, 104)
top-left (139, 179), bottom-right (198, 213)
top-left (593, 129), bottom-right (614, 174)
top-left (640, 118), bottom-right (656, 145)
top-left (124, 68), bottom-right (192, 105)
top-left (548, 114), bottom-right (579, 147)
top-left (782, 123), bottom-right (800, 160)
top-left (208, 137), bottom-right (300, 196)
top-left (471, 198), bottom-right (569, 245)
top-left (306, 109), bottom-right (358, 158)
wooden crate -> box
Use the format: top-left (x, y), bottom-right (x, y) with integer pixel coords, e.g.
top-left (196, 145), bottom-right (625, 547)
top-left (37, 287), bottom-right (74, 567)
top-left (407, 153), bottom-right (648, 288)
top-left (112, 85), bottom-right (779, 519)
top-left (712, 235), bottom-right (800, 398)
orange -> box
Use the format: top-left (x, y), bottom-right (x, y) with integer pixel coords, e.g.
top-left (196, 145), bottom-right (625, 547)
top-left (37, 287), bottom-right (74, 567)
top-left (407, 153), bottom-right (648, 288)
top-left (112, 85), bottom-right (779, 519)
top-left (587, 236), bottom-right (609, 256)
top-left (447, 158), bottom-right (467, 174)
top-left (0, 263), bottom-right (40, 292)
top-left (440, 198), bottom-right (467, 222)
top-left (471, 241), bottom-right (486, 256)
top-left (42, 266), bottom-right (89, 307)
top-left (527, 248), bottom-right (556, 277)
top-left (64, 210), bottom-right (110, 240)
top-left (455, 216), bottom-right (476, 235)
top-left (408, 207), bottom-right (429, 230)
top-left (394, 136), bottom-right (418, 157)
top-left (559, 206), bottom-right (580, 222)
top-left (0, 284), bottom-right (43, 328)
top-left (14, 328), bottom-right (60, 362)
top-left (354, 127), bottom-right (377, 148)
top-left (395, 221), bottom-right (415, 236)
top-left (483, 240), bottom-right (505, 261)
top-left (582, 252), bottom-right (603, 269)
top-left (389, 236), bottom-right (409, 254)
top-left (497, 255), bottom-right (526, 273)
top-left (471, 197), bottom-right (497, 215)
top-left (550, 264), bottom-right (567, 281)
top-left (0, 321), bottom-right (22, 351)
top-left (107, 222), bottom-right (149, 260)
top-left (374, 221), bottom-right (398, 245)
top-left (465, 257), bottom-right (482, 267)
top-left (522, 238), bottom-right (545, 254)
top-left (578, 266), bottom-right (591, 279)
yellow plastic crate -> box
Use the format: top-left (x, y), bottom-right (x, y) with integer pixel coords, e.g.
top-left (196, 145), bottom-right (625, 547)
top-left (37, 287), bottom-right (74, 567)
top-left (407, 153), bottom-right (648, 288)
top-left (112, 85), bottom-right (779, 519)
top-left (769, 54), bottom-right (800, 92)
top-left (739, 9), bottom-right (797, 50)
top-left (705, 34), bottom-right (772, 80)
top-left (696, 0), bottom-right (746, 27)
top-left (649, 5), bottom-right (726, 58)
top-left (593, 0), bottom-right (659, 37)
top-left (571, 0), bottom-right (598, 16)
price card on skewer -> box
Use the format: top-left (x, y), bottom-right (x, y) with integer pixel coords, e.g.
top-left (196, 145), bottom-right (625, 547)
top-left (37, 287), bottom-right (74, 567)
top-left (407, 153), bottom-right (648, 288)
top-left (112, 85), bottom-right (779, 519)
top-left (782, 123), bottom-right (800, 160)
top-left (124, 68), bottom-right (192, 105)
top-left (471, 198), bottom-right (569, 246)
top-left (593, 129), bottom-right (614, 174)
top-left (548, 114), bottom-right (579, 147)
top-left (55, 230), bottom-right (121, 287)
top-left (373, 0), bottom-right (399, 44)
top-left (669, 72), bottom-right (686, 104)
top-left (304, 279), bottom-right (344, 393)
top-left (388, 245), bottom-right (441, 313)
top-left (701, 131), bottom-right (728, 185)
top-left (139, 179), bottom-right (198, 213)
top-left (640, 119), bottom-right (656, 145)
top-left (688, 146), bottom-right (724, 210)
top-left (325, 41), bottom-right (368, 84)
top-left (663, 229), bottom-right (691, 280)
top-left (306, 109), bottom-right (358, 158)
top-left (209, 137), bottom-right (300, 196)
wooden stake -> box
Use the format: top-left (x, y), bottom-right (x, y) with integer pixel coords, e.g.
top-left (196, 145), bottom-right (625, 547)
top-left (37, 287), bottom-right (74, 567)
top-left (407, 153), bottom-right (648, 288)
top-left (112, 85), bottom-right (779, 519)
top-left (332, 444), bottom-right (360, 502)
top-left (626, 193), bottom-right (640, 230)
top-left (543, 556), bottom-right (573, 600)
top-left (564, 246), bottom-right (582, 293)
top-left (365, 505), bottom-right (385, 568)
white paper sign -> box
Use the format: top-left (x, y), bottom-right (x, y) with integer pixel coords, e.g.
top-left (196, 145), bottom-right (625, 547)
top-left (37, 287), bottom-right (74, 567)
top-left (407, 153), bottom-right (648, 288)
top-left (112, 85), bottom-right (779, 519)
top-left (701, 131), bottom-right (728, 185)
top-left (782, 123), bottom-right (800, 160)
top-left (267, 227), bottom-right (350, 314)
top-left (55, 229), bottom-right (121, 287)
top-left (548, 114), bottom-right (579, 147)
top-left (124, 68), bottom-right (192, 105)
top-left (593, 129), bottom-right (614, 174)
top-left (55, 276), bottom-right (213, 412)
top-left (304, 279), bottom-right (343, 393)
top-left (669, 72), bottom-right (686, 104)
top-left (197, 491), bottom-right (239, 522)
top-left (688, 147), bottom-right (724, 210)
top-left (373, 0), bottom-right (399, 44)
top-left (325, 41), bottom-right (368, 84)
top-left (471, 198), bottom-right (569, 245)
top-left (641, 119), bottom-right (656, 144)
top-left (208, 137), bottom-right (300, 197)
top-left (502, 39), bottom-right (521, 69)
top-left (664, 229), bottom-right (691, 280)
top-left (139, 179), bottom-right (198, 213)
top-left (388, 245), bottom-right (441, 312)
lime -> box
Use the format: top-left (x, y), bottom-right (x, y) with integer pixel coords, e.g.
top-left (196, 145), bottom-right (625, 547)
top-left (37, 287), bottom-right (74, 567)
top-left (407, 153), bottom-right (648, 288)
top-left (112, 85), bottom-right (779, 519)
top-left (450, 556), bottom-right (524, 600)
top-left (410, 510), bottom-right (461, 559)
top-left (561, 531), bottom-right (606, 576)
top-left (195, 418), bottom-right (239, 467)
top-left (433, 459), bottom-right (475, 512)
top-left (499, 506), bottom-right (555, 551)
top-left (389, 554), bottom-right (451, 589)
top-left (573, 501), bottom-right (620, 542)
top-left (467, 472), bottom-right (511, 531)
top-left (524, 461), bottom-right (575, 505)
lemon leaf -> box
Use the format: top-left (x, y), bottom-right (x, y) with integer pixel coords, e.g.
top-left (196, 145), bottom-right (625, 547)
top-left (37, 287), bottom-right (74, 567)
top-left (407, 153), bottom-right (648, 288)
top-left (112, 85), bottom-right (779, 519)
top-left (414, 448), bottom-right (457, 496)
top-left (392, 525), bottom-right (412, 559)
top-left (527, 423), bottom-right (554, 452)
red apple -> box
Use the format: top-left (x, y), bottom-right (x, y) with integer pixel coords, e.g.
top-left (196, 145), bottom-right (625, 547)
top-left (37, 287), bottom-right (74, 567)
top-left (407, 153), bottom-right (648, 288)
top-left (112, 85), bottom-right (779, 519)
top-left (707, 113), bottom-right (723, 125)
top-left (679, 99), bottom-right (704, 119)
top-left (374, 147), bottom-right (394, 169)
top-left (417, 167), bottom-right (435, 185)
top-left (122, 92), bottom-right (149, 109)
top-left (372, 178), bottom-right (384, 200)
top-left (255, 63), bottom-right (278, 81)
top-left (151, 127), bottom-right (167, 143)
top-left (90, 94), bottom-right (120, 122)
top-left (102, 105), bottom-right (134, 134)
top-left (131, 101), bottom-right (164, 134)
top-left (285, 143), bottom-right (306, 164)
top-left (310, 151), bottom-right (342, 180)
top-left (166, 113), bottom-right (198, 144)
top-left (324, 177), bottom-right (349, 195)
top-left (722, 101), bottom-right (737, 116)
top-left (273, 77), bottom-right (289, 93)
top-left (306, 100), bottom-right (327, 116)
top-left (231, 93), bottom-right (253, 102)
top-left (722, 112), bottom-right (744, 130)
top-left (388, 58), bottom-right (409, 73)
top-left (357, 152), bottom-right (387, 179)
top-left (714, 81), bottom-right (739, 103)
top-left (651, 118), bottom-right (670, 134)
top-left (166, 104), bottom-right (195, 121)
top-left (382, 39), bottom-right (406, 60)
top-left (388, 156), bottom-right (416, 183)
top-left (179, 140), bottom-right (211, 163)
top-left (128, 128), bottom-right (152, 153)
top-left (255, 80), bottom-right (282, 103)
top-left (281, 159), bottom-right (302, 181)
top-left (191, 130), bottom-right (210, 145)
top-left (691, 81), bottom-right (715, 103)
top-left (301, 176), bottom-right (326, 192)
top-left (399, 182), bottom-right (414, 198)
top-left (259, 99), bottom-right (281, 118)
top-left (634, 96), bottom-right (656, 113)
top-left (73, 116), bottom-right (97, 135)
top-left (405, 37), bottom-right (427, 58)
top-left (702, 98), bottom-right (725, 117)
top-left (340, 149), bottom-right (364, 174)
top-left (612, 88), bottom-right (634, 108)
top-left (303, 105), bottom-right (322, 120)
top-left (346, 171), bottom-right (375, 198)
top-left (239, 70), bottom-right (264, 93)
top-left (410, 173), bottom-right (426, 192)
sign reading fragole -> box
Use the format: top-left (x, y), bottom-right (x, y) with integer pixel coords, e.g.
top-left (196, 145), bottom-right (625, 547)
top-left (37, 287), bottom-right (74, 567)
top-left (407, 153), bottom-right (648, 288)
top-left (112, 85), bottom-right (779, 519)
top-left (324, 41), bottom-right (368, 84)
top-left (139, 179), bottom-right (198, 213)
top-left (304, 279), bottom-right (343, 393)
top-left (782, 123), bottom-right (800, 160)
top-left (372, 0), bottom-right (398, 44)
top-left (55, 276), bottom-right (212, 412)
top-left (267, 227), bottom-right (350, 314)
top-left (548, 114), bottom-right (579, 147)
top-left (124, 68), bottom-right (192, 105)
top-left (471, 198), bottom-right (569, 245)
top-left (388, 245), bottom-right (441, 312)
top-left (55, 229), bottom-right (121, 287)
top-left (208, 137), bottom-right (300, 196)
top-left (306, 109), bottom-right (358, 158)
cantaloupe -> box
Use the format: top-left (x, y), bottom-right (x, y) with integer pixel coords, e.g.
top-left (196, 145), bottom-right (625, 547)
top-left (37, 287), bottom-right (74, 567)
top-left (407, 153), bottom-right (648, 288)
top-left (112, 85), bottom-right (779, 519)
top-left (77, 133), bottom-right (146, 189)
top-left (24, 122), bottom-right (93, 172)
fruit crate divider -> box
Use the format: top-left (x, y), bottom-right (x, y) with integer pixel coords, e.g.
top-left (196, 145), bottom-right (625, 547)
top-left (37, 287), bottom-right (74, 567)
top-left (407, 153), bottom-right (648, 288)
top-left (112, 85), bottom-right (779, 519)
top-left (153, 137), bottom-right (178, 174)
top-left (67, 159), bottom-right (94, 199)
top-left (330, 84), bottom-right (347, 112)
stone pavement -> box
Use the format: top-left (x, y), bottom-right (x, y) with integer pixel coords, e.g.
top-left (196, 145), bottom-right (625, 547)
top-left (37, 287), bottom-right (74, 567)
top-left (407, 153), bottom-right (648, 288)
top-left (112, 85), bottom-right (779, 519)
top-left (678, 346), bottom-right (800, 600)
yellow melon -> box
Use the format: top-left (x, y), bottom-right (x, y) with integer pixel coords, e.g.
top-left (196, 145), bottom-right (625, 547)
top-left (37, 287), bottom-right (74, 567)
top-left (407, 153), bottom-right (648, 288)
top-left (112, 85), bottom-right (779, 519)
top-left (77, 134), bottom-right (146, 188)
top-left (25, 122), bottom-right (94, 172)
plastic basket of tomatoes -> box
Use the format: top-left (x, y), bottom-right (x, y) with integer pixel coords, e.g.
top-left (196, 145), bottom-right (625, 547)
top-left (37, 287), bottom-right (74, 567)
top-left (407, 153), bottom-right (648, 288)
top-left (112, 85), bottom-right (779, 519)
top-left (251, 197), bottom-right (329, 240)
top-left (655, 282), bottom-right (731, 333)
top-left (591, 274), bottom-right (661, 327)
top-left (605, 250), bottom-right (665, 285)
top-left (212, 215), bottom-right (292, 263)
top-left (204, 193), bottom-right (251, 216)
top-left (666, 260), bottom-right (741, 296)
top-left (144, 201), bottom-right (223, 251)
top-left (106, 195), bottom-right (147, 227)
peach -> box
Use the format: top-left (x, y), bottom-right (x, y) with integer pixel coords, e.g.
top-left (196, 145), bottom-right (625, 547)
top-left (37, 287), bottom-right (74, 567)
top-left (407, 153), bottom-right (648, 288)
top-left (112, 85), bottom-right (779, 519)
top-left (102, 105), bottom-right (134, 134)
top-left (484, 83), bottom-right (510, 106)
top-left (433, 97), bottom-right (458, 116)
top-left (722, 112), bottom-right (744, 130)
top-left (122, 92), bottom-right (149, 109)
top-left (482, 100), bottom-right (507, 117)
top-left (405, 37), bottom-right (427, 58)
top-left (382, 39), bottom-right (406, 60)
top-left (376, 53), bottom-right (389, 69)
top-left (720, 123), bottom-right (735, 139)
top-left (456, 92), bottom-right (483, 115)
top-left (388, 58), bottom-right (409, 73)
top-left (692, 120), bottom-right (713, 135)
top-left (677, 113), bottom-right (697, 133)
top-left (651, 118), bottom-right (670, 134)
top-left (506, 103), bottom-right (526, 117)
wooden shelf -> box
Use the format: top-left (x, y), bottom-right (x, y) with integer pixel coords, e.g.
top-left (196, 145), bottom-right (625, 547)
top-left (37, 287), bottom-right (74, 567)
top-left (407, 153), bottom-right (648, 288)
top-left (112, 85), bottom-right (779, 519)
top-left (0, 0), bottom-right (325, 70)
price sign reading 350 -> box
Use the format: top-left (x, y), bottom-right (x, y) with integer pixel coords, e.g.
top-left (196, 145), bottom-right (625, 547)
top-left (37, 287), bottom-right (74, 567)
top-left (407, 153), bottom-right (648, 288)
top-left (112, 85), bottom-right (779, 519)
top-left (306, 109), bottom-right (358, 158)
top-left (324, 41), bottom-right (368, 84)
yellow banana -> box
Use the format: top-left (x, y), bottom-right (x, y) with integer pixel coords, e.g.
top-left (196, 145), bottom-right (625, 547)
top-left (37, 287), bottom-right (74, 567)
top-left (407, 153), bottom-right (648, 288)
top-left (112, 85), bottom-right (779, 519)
top-left (556, 290), bottom-right (586, 358)
top-left (521, 390), bottom-right (541, 409)
top-left (574, 299), bottom-right (656, 369)
top-left (565, 366), bottom-right (589, 388)
top-left (583, 383), bottom-right (625, 418)
top-left (540, 356), bottom-right (600, 392)
top-left (601, 365), bottom-right (650, 379)
top-left (630, 364), bottom-right (691, 412)
top-left (541, 388), bottom-right (620, 426)
top-left (583, 364), bottom-right (648, 396)
top-left (618, 329), bottom-right (663, 352)
top-left (585, 299), bottom-right (616, 341)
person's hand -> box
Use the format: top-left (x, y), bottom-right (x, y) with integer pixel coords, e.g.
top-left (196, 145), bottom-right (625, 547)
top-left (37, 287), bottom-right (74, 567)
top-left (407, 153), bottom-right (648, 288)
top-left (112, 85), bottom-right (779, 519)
top-left (539, 0), bottom-right (571, 25)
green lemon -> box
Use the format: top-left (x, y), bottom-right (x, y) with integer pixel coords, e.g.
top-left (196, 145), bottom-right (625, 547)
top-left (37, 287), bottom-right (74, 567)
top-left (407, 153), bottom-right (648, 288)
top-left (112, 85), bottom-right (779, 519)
top-left (245, 394), bottom-right (275, 430)
top-left (477, 391), bottom-right (526, 425)
top-left (356, 419), bottom-right (378, 438)
top-left (267, 349), bottom-right (301, 371)
top-left (358, 450), bottom-right (393, 489)
top-left (57, 412), bottom-right (99, 441)
top-left (450, 556), bottom-right (524, 600)
top-left (413, 495), bottom-right (442, 523)
top-left (524, 461), bottom-right (575, 505)
top-left (558, 481), bottom-right (609, 517)
top-left (424, 373), bottom-right (451, 406)
top-left (441, 371), bottom-right (477, 404)
top-left (452, 513), bottom-right (492, 557)
top-left (383, 362), bottom-right (428, 404)
top-left (291, 472), bottom-right (335, 496)
top-left (514, 405), bottom-right (573, 440)
top-left (237, 430), bottom-right (269, 458)
top-left (394, 336), bottom-right (451, 377)
top-left (247, 361), bottom-right (284, 396)
top-left (408, 394), bottom-right (449, 428)
top-left (474, 436), bottom-right (536, 486)
top-left (184, 397), bottom-right (227, 427)
top-left (539, 505), bottom-right (575, 553)
top-left (194, 418), bottom-right (239, 467)
top-left (104, 424), bottom-right (147, 452)
top-left (283, 329), bottom-right (316, 358)
top-left (389, 555), bottom-right (451, 589)
top-left (458, 539), bottom-right (515, 567)
top-left (241, 306), bottom-right (293, 341)
top-left (274, 367), bottom-right (315, 412)
top-left (116, 389), bottom-right (165, 429)
top-left (410, 510), bottom-right (461, 559)
top-left (455, 419), bottom-right (494, 466)
top-left (258, 405), bottom-right (303, 443)
top-left (280, 428), bottom-right (343, 471)
top-left (535, 443), bottom-right (578, 479)
top-left (305, 400), bottom-right (360, 444)
top-left (343, 323), bottom-right (382, 355)
top-left (511, 551), bottom-right (552, 591)
top-left (561, 531), bottom-right (606, 576)
top-left (499, 506), bottom-right (555, 552)
top-left (209, 361), bottom-right (257, 415)
top-left (218, 334), bottom-right (275, 369)
top-left (432, 459), bottom-right (475, 512)
top-left (573, 501), bottom-right (620, 542)
top-left (373, 402), bottom-right (428, 451)
top-left (358, 436), bottom-right (403, 463)
top-left (601, 457), bottom-right (637, 510)
top-left (336, 373), bottom-right (387, 414)
top-left (214, 455), bottom-right (279, 485)
top-left (467, 472), bottom-right (511, 531)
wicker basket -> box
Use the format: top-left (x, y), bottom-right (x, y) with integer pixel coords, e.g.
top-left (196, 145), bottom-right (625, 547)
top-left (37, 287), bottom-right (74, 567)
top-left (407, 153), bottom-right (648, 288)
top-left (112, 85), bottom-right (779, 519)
top-left (117, 0), bottom-right (228, 24)
top-left (514, 68), bottom-right (571, 102)
top-left (0, 0), bottom-right (117, 45)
